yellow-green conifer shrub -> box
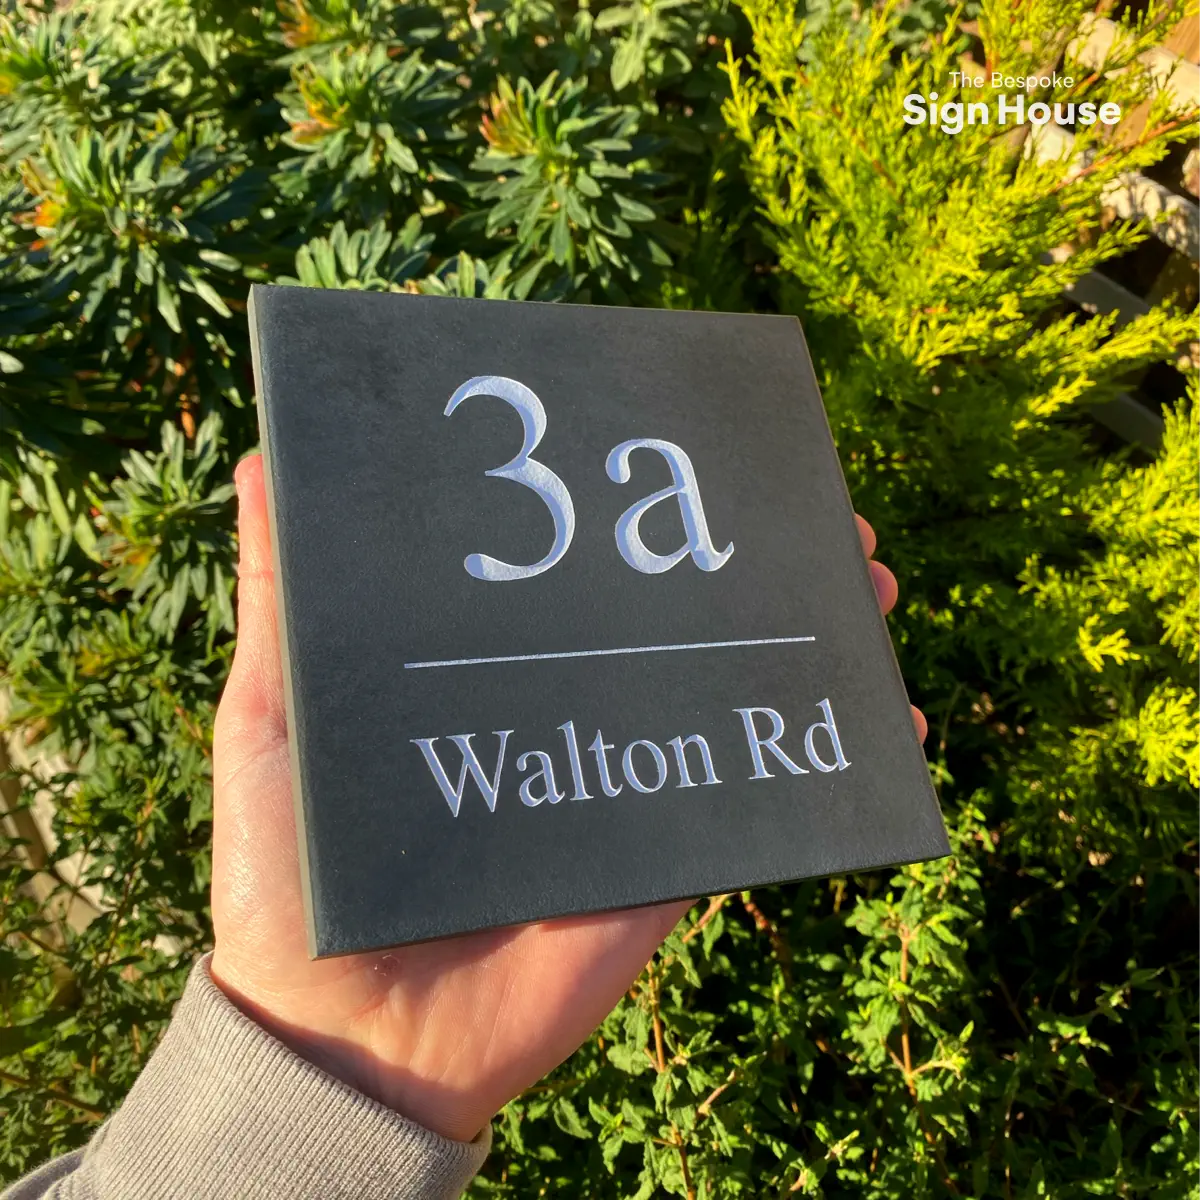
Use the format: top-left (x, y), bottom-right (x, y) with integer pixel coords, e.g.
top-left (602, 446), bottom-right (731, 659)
top-left (1085, 393), bottom-right (1198, 791)
top-left (722, 0), bottom-right (1198, 1194)
top-left (1021, 390), bottom-right (1198, 855)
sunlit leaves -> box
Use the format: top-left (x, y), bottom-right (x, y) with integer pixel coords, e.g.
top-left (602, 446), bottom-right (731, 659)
top-left (472, 73), bottom-right (671, 301)
top-left (283, 215), bottom-right (434, 289)
top-left (276, 42), bottom-right (467, 220)
top-left (94, 413), bottom-right (236, 646)
top-left (593, 0), bottom-right (695, 90)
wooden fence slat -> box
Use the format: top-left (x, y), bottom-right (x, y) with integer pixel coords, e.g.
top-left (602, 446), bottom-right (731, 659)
top-left (1061, 268), bottom-right (1151, 327)
top-left (1088, 394), bottom-right (1166, 446)
top-left (1069, 17), bottom-right (1200, 113)
top-left (1030, 123), bottom-right (1200, 258)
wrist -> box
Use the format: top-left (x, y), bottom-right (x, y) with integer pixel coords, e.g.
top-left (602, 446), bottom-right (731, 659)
top-left (210, 953), bottom-right (492, 1143)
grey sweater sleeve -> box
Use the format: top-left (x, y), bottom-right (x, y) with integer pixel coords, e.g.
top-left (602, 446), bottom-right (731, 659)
top-left (2, 954), bottom-right (491, 1200)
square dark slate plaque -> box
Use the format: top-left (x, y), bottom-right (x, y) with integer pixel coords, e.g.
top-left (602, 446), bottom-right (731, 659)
top-left (247, 285), bottom-right (949, 958)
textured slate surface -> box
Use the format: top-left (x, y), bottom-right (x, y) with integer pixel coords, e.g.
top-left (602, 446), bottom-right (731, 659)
top-left (248, 285), bottom-right (949, 957)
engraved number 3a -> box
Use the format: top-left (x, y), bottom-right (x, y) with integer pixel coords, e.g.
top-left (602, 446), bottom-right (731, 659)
top-left (445, 375), bottom-right (733, 582)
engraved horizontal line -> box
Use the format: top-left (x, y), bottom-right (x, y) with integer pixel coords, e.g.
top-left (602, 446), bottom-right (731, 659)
top-left (403, 635), bottom-right (817, 670)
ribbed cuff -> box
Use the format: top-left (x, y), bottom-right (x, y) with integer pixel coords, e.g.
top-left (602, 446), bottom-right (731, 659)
top-left (84, 953), bottom-right (491, 1200)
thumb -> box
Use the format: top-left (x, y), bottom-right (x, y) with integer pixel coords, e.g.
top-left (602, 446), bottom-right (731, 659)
top-left (210, 454), bottom-right (307, 976)
top-left (213, 454), bottom-right (287, 785)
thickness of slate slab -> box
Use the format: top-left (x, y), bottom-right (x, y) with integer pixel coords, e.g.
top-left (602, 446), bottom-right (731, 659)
top-left (247, 286), bottom-right (949, 958)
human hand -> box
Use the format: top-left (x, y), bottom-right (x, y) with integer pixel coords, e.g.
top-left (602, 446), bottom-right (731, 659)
top-left (209, 454), bottom-right (925, 1143)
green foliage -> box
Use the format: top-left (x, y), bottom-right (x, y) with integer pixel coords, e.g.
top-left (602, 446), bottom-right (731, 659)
top-left (1, 420), bottom-right (225, 1167)
top-left (470, 72), bottom-right (671, 300)
top-left (275, 41), bottom-right (468, 220)
top-left (283, 214), bottom-right (434, 289)
top-left (1, 0), bottom-right (1196, 1196)
top-left (593, 0), bottom-right (696, 91)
